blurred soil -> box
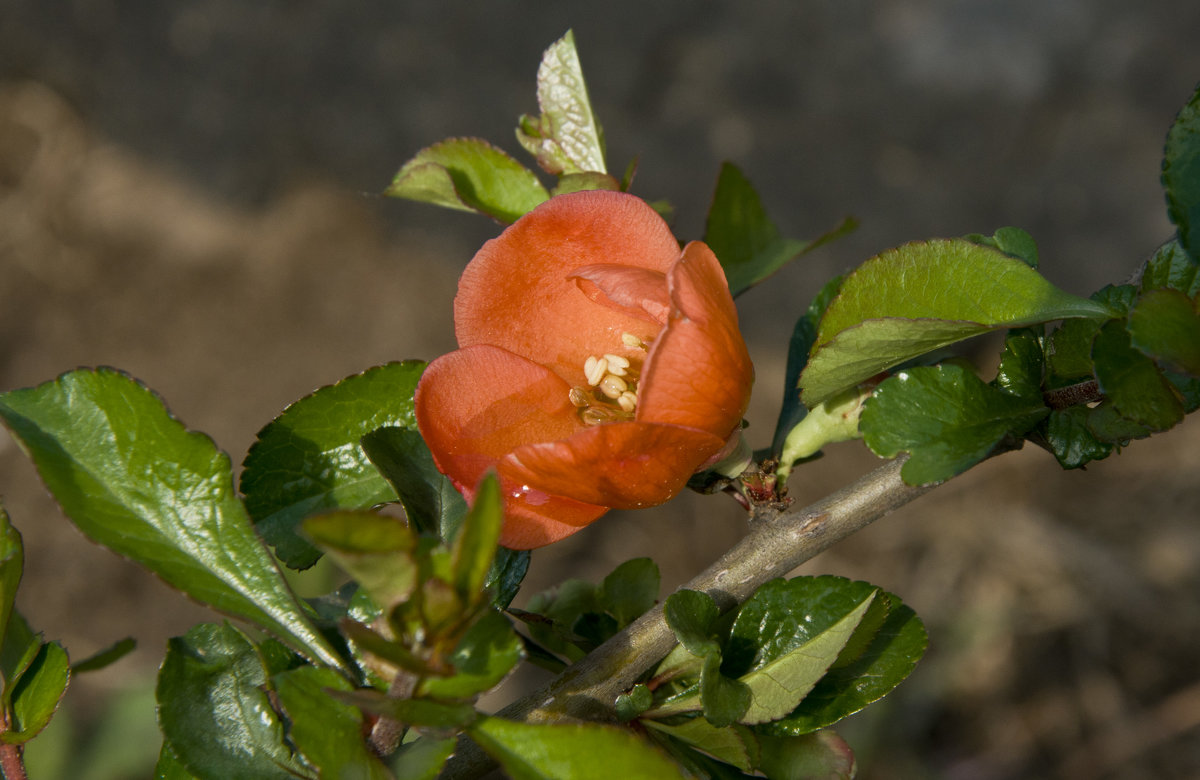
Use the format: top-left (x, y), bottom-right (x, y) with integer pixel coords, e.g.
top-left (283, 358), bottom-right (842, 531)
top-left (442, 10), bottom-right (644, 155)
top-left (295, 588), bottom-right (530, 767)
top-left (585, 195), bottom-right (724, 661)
top-left (1, 3), bottom-right (1199, 778)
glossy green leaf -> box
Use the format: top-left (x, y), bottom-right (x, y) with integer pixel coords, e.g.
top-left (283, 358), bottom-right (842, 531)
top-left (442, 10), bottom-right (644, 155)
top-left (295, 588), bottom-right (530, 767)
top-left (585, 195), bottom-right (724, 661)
top-left (241, 361), bottom-right (425, 570)
top-left (1046, 318), bottom-right (1104, 383)
top-left (70, 636), bottom-right (136, 674)
top-left (773, 276), bottom-right (845, 454)
top-left (1041, 407), bottom-right (1114, 469)
top-left (800, 239), bottom-right (1113, 405)
top-left (361, 427), bottom-right (529, 611)
top-left (390, 737), bottom-right (456, 780)
top-left (1127, 288), bottom-right (1200, 376)
top-left (759, 597), bottom-right (927, 735)
top-left (1092, 320), bottom-right (1184, 431)
top-left (615, 684), bottom-right (653, 722)
top-left (333, 690), bottom-right (478, 731)
top-left (861, 364), bottom-right (1049, 485)
top-left (516, 30), bottom-right (606, 176)
top-left (0, 505), bottom-right (21, 658)
top-left (155, 742), bottom-right (200, 780)
top-left (664, 589), bottom-right (721, 658)
top-left (337, 619), bottom-right (433, 677)
top-left (994, 327), bottom-right (1044, 400)
top-left (451, 474), bottom-right (502, 606)
top-left (644, 718), bottom-right (760, 772)
top-left (385, 138), bottom-right (549, 223)
top-left (417, 609), bottom-right (523, 700)
top-left (1141, 239), bottom-right (1200, 296)
top-left (1086, 401), bottom-right (1156, 444)
top-left (600, 558), bottom-right (660, 627)
top-left (702, 653), bottom-right (754, 727)
top-left (703, 162), bottom-right (856, 297)
top-left (736, 594), bottom-right (874, 725)
top-left (724, 578), bottom-right (877, 679)
top-left (303, 511), bottom-right (418, 612)
top-left (273, 665), bottom-right (392, 780)
top-left (468, 716), bottom-right (688, 780)
top-left (551, 171), bottom-right (621, 195)
top-left (756, 731), bottom-right (856, 780)
top-left (0, 369), bottom-right (343, 669)
top-left (1163, 83), bottom-right (1200, 258)
top-left (966, 226), bottom-right (1040, 268)
top-left (158, 623), bottom-right (311, 780)
top-left (0, 612), bottom-right (39, 712)
top-left (3, 640), bottom-right (68, 744)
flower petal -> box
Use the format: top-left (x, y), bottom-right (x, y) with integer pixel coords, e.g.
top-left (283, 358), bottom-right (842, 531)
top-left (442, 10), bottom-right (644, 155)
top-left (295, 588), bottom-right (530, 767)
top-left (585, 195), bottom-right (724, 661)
top-left (500, 421), bottom-right (726, 510)
top-left (567, 264), bottom-right (671, 324)
top-left (495, 480), bottom-right (607, 549)
top-left (454, 191), bottom-right (680, 382)
top-left (416, 344), bottom-right (584, 488)
top-left (416, 344), bottom-right (607, 548)
top-left (637, 241), bottom-right (755, 439)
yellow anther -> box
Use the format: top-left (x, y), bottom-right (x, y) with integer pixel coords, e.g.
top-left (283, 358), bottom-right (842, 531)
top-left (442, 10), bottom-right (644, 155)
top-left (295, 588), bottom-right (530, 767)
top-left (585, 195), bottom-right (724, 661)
top-left (583, 355), bottom-right (608, 386)
top-left (621, 332), bottom-right (645, 349)
top-left (598, 374), bottom-right (627, 399)
top-left (617, 390), bottom-right (638, 413)
top-left (603, 354), bottom-right (630, 376)
top-left (568, 387), bottom-right (590, 408)
top-left (581, 408), bottom-right (619, 426)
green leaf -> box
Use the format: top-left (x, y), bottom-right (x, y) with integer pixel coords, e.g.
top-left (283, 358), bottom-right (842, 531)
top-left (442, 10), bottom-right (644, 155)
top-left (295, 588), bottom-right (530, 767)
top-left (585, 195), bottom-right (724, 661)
top-left (720, 578), bottom-right (878, 725)
top-left (451, 474), bottom-right (503, 606)
top-left (241, 362), bottom-right (425, 570)
top-left (1041, 407), bottom-right (1114, 469)
top-left (1046, 317), bottom-right (1105, 383)
top-left (0, 368), bottom-right (344, 670)
top-left (1127, 288), bottom-right (1200, 376)
top-left (644, 718), bottom-right (760, 772)
top-left (735, 594), bottom-right (875, 724)
top-left (1141, 239), bottom-right (1200, 296)
top-left (273, 665), bottom-right (392, 780)
top-left (756, 730), bottom-right (856, 780)
top-left (385, 138), bottom-right (549, 223)
top-left (702, 653), bottom-right (753, 727)
top-left (773, 275), bottom-right (845, 454)
top-left (303, 511), bottom-right (418, 612)
top-left (1087, 401), bottom-right (1156, 443)
top-left (390, 737), bottom-right (456, 780)
top-left (994, 327), bottom-right (1045, 400)
top-left (966, 226), bottom-right (1040, 268)
top-left (703, 162), bottom-right (857, 297)
top-left (158, 623), bottom-right (312, 780)
top-left (800, 239), bottom-right (1113, 405)
top-left (551, 172), bottom-right (622, 195)
top-left (759, 597), bottom-right (927, 735)
top-left (416, 609), bottom-right (523, 700)
top-left (516, 30), bottom-right (607, 176)
top-left (615, 684), bottom-right (653, 722)
top-left (0, 504), bottom-right (22, 657)
top-left (1163, 83), bottom-right (1200, 258)
top-left (600, 558), bottom-right (660, 627)
top-left (2, 640), bottom-right (69, 744)
top-left (70, 636), bottom-right (136, 674)
top-left (361, 428), bottom-right (529, 611)
top-left (155, 742), bottom-right (200, 780)
top-left (0, 612), bottom-right (39, 711)
top-left (861, 363), bottom-right (1049, 485)
top-left (1092, 319), bottom-right (1185, 431)
top-left (332, 690), bottom-right (479, 731)
top-left (467, 716), bottom-right (689, 780)
top-left (664, 589), bottom-right (721, 658)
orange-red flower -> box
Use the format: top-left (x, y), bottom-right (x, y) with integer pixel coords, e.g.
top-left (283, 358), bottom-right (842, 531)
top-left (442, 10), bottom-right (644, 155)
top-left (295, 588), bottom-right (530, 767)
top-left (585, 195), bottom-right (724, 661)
top-left (415, 190), bottom-right (754, 549)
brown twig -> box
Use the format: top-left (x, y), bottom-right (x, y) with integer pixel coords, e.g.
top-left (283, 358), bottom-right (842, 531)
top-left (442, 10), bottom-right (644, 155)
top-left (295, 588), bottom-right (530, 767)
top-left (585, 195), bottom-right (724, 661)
top-left (1043, 379), bottom-right (1103, 410)
top-left (441, 454), bottom-right (940, 778)
top-left (0, 742), bottom-right (27, 780)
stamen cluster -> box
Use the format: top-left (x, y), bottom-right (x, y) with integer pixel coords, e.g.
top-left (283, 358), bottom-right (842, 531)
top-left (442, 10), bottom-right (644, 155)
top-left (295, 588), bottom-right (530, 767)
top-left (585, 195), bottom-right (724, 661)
top-left (570, 333), bottom-right (647, 425)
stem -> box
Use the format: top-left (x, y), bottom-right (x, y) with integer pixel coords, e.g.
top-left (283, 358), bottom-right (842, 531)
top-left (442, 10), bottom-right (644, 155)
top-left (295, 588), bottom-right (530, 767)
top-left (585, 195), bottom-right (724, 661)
top-left (368, 669), bottom-right (418, 757)
top-left (443, 455), bottom-right (937, 778)
top-left (0, 743), bottom-right (26, 780)
top-left (1043, 379), bottom-right (1102, 410)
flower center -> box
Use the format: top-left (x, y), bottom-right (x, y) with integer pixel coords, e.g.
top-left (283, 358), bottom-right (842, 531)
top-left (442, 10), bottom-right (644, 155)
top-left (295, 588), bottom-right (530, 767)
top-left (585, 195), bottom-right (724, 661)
top-left (569, 332), bottom-right (648, 425)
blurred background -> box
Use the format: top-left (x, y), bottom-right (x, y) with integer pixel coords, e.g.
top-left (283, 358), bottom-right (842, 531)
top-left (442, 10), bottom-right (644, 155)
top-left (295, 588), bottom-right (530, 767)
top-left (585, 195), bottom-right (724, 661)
top-left (2, 1), bottom-right (1199, 777)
